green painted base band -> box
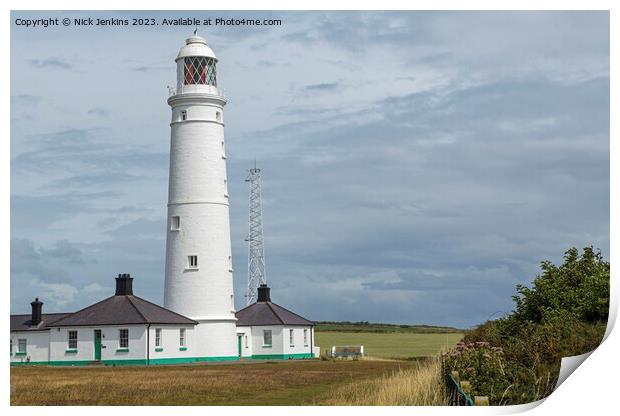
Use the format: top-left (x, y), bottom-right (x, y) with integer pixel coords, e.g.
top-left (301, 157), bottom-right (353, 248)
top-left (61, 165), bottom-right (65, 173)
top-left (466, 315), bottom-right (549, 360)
top-left (11, 355), bottom-right (240, 366)
top-left (250, 353), bottom-right (314, 360)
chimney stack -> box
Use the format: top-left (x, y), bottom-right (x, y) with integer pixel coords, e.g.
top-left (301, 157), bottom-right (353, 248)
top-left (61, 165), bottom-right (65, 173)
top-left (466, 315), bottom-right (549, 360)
top-left (257, 284), bottom-right (271, 302)
top-left (30, 298), bottom-right (43, 326)
top-left (115, 273), bottom-right (134, 296)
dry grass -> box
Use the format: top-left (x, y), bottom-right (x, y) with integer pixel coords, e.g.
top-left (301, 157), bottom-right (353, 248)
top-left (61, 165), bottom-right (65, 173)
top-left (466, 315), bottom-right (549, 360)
top-left (11, 360), bottom-right (421, 406)
top-left (316, 357), bottom-right (448, 406)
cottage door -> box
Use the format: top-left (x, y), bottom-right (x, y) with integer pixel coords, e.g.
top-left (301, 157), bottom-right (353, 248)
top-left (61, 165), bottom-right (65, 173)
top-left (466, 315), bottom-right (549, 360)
top-left (94, 330), bottom-right (102, 361)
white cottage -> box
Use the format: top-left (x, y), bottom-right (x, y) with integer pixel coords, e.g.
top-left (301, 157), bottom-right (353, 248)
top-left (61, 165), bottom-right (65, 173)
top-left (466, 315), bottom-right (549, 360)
top-left (235, 285), bottom-right (319, 359)
top-left (11, 277), bottom-right (318, 366)
top-left (10, 274), bottom-right (201, 366)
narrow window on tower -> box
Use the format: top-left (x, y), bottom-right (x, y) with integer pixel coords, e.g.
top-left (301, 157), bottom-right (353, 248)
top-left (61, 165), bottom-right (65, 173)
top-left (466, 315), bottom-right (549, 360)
top-left (216, 111), bottom-right (222, 122)
top-left (221, 140), bottom-right (226, 159)
top-left (228, 256), bottom-right (233, 272)
top-left (230, 294), bottom-right (234, 311)
top-left (181, 110), bottom-right (187, 121)
top-left (224, 179), bottom-right (229, 198)
top-left (188, 255), bottom-right (198, 269)
top-left (171, 216), bottom-right (180, 231)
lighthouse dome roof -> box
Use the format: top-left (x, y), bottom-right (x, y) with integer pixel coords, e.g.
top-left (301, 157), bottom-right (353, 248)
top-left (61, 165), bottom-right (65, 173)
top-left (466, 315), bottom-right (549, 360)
top-left (176, 34), bottom-right (217, 61)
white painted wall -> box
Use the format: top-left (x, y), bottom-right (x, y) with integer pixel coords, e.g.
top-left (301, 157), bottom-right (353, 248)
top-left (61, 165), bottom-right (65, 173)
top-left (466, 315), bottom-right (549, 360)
top-left (10, 331), bottom-right (49, 364)
top-left (282, 326), bottom-right (314, 356)
top-left (148, 325), bottom-right (195, 361)
top-left (49, 325), bottom-right (147, 363)
top-left (163, 37), bottom-right (237, 359)
top-left (250, 326), bottom-right (284, 356)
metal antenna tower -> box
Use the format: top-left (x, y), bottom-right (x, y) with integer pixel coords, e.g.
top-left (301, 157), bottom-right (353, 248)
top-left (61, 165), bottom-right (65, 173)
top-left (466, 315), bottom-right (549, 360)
top-left (245, 163), bottom-right (267, 305)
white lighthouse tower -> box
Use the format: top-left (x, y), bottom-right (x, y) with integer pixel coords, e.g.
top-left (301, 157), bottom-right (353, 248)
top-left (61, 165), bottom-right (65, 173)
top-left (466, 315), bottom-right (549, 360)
top-left (164, 35), bottom-right (237, 359)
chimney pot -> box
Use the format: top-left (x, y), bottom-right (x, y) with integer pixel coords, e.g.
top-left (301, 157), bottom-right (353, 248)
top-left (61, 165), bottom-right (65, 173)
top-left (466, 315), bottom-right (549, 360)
top-left (257, 284), bottom-right (271, 302)
top-left (115, 273), bottom-right (134, 296)
top-left (30, 297), bottom-right (43, 326)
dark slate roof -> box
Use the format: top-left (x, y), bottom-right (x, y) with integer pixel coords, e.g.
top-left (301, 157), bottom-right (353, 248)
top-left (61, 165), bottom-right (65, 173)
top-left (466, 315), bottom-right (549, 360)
top-left (235, 301), bottom-right (314, 326)
top-left (47, 295), bottom-right (197, 327)
top-left (10, 313), bottom-right (72, 332)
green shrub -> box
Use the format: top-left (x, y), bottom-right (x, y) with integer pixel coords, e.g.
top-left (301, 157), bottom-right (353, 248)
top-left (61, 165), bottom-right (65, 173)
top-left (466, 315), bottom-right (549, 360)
top-left (444, 247), bottom-right (609, 405)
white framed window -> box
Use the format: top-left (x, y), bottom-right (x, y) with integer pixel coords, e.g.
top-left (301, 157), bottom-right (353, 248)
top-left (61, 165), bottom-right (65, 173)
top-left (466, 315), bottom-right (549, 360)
top-left (228, 256), bottom-right (233, 272)
top-left (18, 338), bottom-right (27, 354)
top-left (179, 328), bottom-right (186, 347)
top-left (304, 329), bottom-right (308, 346)
top-left (181, 110), bottom-right (187, 121)
top-left (119, 328), bottom-right (129, 349)
top-left (216, 111), bottom-right (222, 122)
top-left (155, 328), bottom-right (162, 347)
top-left (68, 330), bottom-right (78, 349)
top-left (221, 140), bottom-right (226, 159)
top-left (224, 179), bottom-right (229, 198)
top-left (171, 216), bottom-right (180, 231)
top-left (289, 329), bottom-right (294, 346)
top-left (230, 294), bottom-right (234, 310)
top-left (244, 335), bottom-right (248, 348)
top-left (263, 330), bottom-right (272, 347)
top-left (188, 255), bottom-right (198, 269)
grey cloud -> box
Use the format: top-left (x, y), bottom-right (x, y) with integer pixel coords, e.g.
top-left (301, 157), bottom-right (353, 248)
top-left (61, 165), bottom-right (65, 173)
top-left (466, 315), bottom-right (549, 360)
top-left (103, 217), bottom-right (165, 238)
top-left (132, 65), bottom-right (168, 72)
top-left (28, 58), bottom-right (72, 70)
top-left (39, 240), bottom-right (89, 264)
top-left (304, 82), bottom-right (339, 92)
top-left (87, 108), bottom-right (110, 117)
top-left (11, 94), bottom-right (41, 105)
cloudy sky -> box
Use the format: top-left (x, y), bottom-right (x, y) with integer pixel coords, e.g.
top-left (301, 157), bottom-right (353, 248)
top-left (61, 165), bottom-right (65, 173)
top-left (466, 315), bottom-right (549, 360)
top-left (10, 11), bottom-right (609, 327)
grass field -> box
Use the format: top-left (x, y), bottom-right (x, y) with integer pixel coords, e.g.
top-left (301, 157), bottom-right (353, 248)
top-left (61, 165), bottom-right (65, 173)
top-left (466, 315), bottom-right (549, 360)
top-left (315, 332), bottom-right (463, 359)
top-left (315, 322), bottom-right (462, 334)
top-left (10, 360), bottom-right (422, 406)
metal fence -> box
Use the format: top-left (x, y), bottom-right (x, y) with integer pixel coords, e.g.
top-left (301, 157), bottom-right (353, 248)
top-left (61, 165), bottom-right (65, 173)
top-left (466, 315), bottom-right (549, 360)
top-left (441, 357), bottom-right (474, 406)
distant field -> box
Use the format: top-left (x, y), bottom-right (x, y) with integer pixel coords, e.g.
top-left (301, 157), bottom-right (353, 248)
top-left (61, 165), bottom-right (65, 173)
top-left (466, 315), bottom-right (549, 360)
top-left (315, 332), bottom-right (463, 359)
top-left (315, 321), bottom-right (462, 334)
top-left (10, 360), bottom-right (421, 405)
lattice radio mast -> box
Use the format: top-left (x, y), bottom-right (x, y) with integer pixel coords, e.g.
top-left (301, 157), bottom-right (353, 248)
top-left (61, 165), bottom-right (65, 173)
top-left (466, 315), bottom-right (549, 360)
top-left (245, 163), bottom-right (267, 305)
